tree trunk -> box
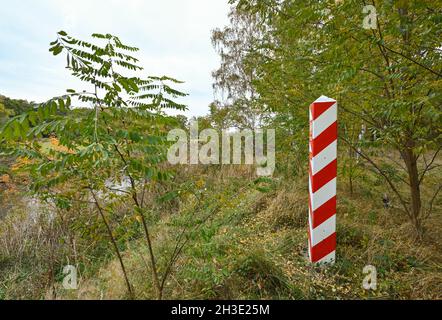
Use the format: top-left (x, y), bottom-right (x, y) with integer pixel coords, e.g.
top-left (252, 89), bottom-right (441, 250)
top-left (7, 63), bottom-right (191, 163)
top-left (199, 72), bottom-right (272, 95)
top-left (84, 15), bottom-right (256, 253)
top-left (140, 214), bottom-right (162, 299)
top-left (90, 189), bottom-right (134, 298)
top-left (402, 147), bottom-right (423, 238)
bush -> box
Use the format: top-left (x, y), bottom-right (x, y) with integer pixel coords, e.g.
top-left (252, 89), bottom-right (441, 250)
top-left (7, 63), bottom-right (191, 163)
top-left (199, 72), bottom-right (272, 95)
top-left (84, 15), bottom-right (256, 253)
top-left (234, 250), bottom-right (293, 298)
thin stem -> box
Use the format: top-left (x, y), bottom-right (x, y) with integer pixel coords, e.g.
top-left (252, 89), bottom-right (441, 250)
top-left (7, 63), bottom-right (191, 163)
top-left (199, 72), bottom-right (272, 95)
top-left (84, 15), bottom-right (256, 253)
top-left (89, 187), bottom-right (133, 299)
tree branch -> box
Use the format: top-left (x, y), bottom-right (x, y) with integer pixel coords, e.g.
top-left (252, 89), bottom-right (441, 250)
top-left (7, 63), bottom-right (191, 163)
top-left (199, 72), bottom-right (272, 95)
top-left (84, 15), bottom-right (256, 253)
top-left (341, 136), bottom-right (411, 217)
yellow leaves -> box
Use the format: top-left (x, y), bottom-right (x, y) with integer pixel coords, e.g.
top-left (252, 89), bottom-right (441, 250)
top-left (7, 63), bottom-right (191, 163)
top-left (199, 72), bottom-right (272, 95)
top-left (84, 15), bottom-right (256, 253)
top-left (0, 175), bottom-right (18, 194)
top-left (0, 174), bottom-right (10, 184)
top-left (50, 136), bottom-right (59, 147)
top-left (11, 157), bottom-right (32, 172)
top-left (195, 178), bottom-right (205, 188)
top-left (48, 136), bottom-right (74, 154)
top-left (135, 215), bottom-right (143, 223)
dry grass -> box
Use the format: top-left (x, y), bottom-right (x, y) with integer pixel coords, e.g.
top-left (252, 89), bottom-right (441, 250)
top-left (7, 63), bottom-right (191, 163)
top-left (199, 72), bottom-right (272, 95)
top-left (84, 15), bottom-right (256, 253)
top-left (1, 155), bottom-right (441, 300)
top-left (56, 164), bottom-right (441, 300)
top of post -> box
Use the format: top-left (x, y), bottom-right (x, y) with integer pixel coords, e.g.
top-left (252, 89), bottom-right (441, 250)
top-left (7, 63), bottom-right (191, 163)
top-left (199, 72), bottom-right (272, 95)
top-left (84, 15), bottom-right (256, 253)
top-left (314, 95), bottom-right (336, 103)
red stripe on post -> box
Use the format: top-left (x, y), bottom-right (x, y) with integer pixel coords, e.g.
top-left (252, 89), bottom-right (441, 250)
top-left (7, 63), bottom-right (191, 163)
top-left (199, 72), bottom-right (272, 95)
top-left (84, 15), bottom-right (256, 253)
top-left (311, 101), bottom-right (336, 120)
top-left (310, 232), bottom-right (336, 263)
top-left (312, 196), bottom-right (336, 228)
top-left (311, 122), bottom-right (337, 156)
top-left (311, 159), bottom-right (337, 193)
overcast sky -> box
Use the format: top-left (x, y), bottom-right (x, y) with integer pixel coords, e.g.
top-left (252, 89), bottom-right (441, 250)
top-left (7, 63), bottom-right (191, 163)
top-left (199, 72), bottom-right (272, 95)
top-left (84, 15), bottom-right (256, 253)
top-left (0, 0), bottom-right (230, 117)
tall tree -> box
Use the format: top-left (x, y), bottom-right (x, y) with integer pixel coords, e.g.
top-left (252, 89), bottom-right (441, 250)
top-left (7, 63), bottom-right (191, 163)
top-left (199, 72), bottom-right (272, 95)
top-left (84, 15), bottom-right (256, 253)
top-left (211, 7), bottom-right (270, 129)
top-left (218, 0), bottom-right (442, 236)
top-left (0, 31), bottom-right (187, 298)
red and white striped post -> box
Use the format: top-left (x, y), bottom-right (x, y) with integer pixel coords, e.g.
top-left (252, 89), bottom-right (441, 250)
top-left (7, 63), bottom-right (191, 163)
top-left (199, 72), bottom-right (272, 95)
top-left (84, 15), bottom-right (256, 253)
top-left (308, 96), bottom-right (337, 264)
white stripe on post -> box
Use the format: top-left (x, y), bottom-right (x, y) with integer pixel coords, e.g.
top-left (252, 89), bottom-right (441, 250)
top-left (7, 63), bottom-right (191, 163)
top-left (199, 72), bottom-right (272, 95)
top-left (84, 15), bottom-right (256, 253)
top-left (312, 103), bottom-right (337, 139)
top-left (308, 95), bottom-right (337, 264)
top-left (311, 141), bottom-right (337, 175)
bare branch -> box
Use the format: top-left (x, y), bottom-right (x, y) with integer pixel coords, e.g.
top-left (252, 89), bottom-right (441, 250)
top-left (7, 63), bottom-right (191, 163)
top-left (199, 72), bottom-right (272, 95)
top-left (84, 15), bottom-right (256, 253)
top-left (341, 136), bottom-right (411, 218)
top-left (424, 184), bottom-right (442, 220)
top-left (419, 146), bottom-right (441, 185)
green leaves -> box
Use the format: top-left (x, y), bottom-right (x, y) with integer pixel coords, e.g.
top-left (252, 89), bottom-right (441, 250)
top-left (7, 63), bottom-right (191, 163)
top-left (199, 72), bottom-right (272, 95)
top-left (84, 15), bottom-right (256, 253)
top-left (117, 77), bottom-right (139, 94)
top-left (49, 44), bottom-right (63, 56)
top-left (0, 95), bottom-right (72, 141)
top-left (1, 31), bottom-right (189, 213)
